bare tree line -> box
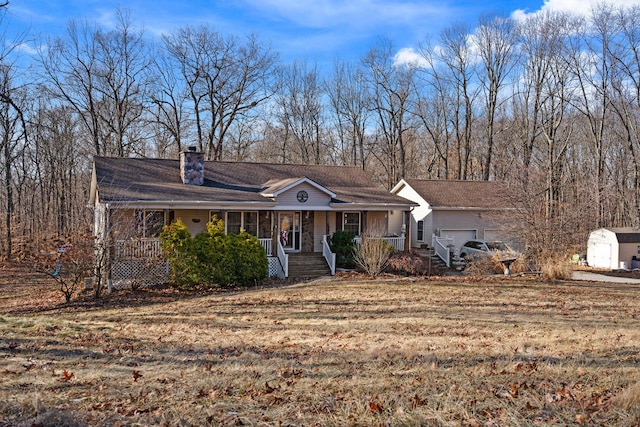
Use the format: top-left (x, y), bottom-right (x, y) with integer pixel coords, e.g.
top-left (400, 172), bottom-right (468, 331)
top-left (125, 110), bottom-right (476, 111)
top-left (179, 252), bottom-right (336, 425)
top-left (0, 2), bottom-right (639, 259)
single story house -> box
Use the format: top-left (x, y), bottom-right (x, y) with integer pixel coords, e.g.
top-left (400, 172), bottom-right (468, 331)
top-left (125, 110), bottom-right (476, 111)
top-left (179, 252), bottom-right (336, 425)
top-left (587, 227), bottom-right (640, 270)
top-left (90, 149), bottom-right (415, 288)
top-left (391, 179), bottom-right (518, 264)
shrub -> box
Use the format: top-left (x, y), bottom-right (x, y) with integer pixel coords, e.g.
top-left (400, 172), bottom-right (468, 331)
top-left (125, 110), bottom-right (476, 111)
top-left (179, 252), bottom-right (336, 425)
top-left (330, 230), bottom-right (356, 268)
top-left (354, 235), bottom-right (394, 277)
top-left (160, 219), bottom-right (199, 288)
top-left (386, 251), bottom-right (431, 276)
top-left (217, 232), bottom-right (268, 286)
top-left (160, 217), bottom-right (268, 288)
top-left (34, 234), bottom-right (94, 303)
top-left (540, 256), bottom-right (572, 281)
top-left (464, 252), bottom-right (526, 276)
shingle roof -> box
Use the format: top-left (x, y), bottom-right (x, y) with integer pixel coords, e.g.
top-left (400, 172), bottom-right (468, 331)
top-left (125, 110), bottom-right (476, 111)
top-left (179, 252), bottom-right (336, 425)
top-left (606, 227), bottom-right (640, 243)
top-left (93, 157), bottom-right (412, 207)
top-left (403, 179), bottom-right (513, 209)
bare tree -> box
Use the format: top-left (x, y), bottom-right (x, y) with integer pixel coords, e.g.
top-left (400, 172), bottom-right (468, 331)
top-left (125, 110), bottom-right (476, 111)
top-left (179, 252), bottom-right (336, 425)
top-left (0, 8), bottom-right (28, 261)
top-left (363, 39), bottom-right (417, 188)
top-left (607, 5), bottom-right (640, 227)
top-left (149, 50), bottom-right (190, 154)
top-left (414, 38), bottom-right (458, 178)
top-left (563, 4), bottom-right (618, 227)
top-left (512, 11), bottom-right (579, 222)
top-left (274, 60), bottom-right (325, 164)
top-left (93, 9), bottom-right (152, 157)
top-left (38, 20), bottom-right (104, 156)
top-left (162, 26), bottom-right (278, 160)
top-left (436, 23), bottom-right (478, 179)
top-left (475, 13), bottom-right (518, 181)
top-left (325, 59), bottom-right (370, 168)
top-left (0, 67), bottom-right (26, 261)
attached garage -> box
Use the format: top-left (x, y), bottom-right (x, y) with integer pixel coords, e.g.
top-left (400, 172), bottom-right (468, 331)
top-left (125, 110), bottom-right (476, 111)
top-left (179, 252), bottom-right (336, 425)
top-left (440, 229), bottom-right (477, 253)
top-left (587, 228), bottom-right (640, 270)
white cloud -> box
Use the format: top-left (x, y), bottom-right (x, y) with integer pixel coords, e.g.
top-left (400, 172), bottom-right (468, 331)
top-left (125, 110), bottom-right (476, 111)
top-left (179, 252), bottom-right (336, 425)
top-left (14, 42), bottom-right (38, 55)
top-left (514, 0), bottom-right (640, 19)
top-left (511, 9), bottom-right (529, 23)
top-left (393, 47), bottom-right (429, 68)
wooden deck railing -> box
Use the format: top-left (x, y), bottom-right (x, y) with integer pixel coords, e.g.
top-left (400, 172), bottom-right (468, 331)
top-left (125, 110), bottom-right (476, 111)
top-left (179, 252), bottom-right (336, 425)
top-left (258, 238), bottom-right (272, 256)
top-left (353, 236), bottom-right (405, 252)
top-left (115, 238), bottom-right (164, 260)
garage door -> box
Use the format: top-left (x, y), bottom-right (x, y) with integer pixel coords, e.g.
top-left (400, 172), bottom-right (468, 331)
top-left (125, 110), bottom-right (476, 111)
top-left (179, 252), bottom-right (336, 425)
top-left (441, 229), bottom-right (476, 252)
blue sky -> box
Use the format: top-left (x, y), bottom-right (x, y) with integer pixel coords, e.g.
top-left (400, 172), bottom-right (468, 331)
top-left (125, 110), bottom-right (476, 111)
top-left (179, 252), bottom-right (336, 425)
top-left (6, 0), bottom-right (640, 67)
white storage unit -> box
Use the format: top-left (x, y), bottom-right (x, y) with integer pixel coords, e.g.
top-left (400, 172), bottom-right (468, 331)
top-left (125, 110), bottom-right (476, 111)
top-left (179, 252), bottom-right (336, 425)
top-left (587, 228), bottom-right (640, 270)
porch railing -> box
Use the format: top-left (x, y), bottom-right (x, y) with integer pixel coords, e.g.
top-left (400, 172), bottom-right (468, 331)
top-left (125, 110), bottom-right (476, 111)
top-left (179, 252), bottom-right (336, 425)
top-left (434, 236), bottom-right (454, 267)
top-left (276, 238), bottom-right (289, 278)
top-left (353, 236), bottom-right (405, 252)
top-left (115, 238), bottom-right (163, 260)
top-left (322, 235), bottom-right (336, 275)
top-left (258, 238), bottom-right (272, 256)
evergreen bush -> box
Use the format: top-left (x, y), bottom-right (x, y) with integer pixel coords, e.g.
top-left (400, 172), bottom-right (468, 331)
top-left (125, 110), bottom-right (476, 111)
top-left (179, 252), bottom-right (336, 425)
top-left (330, 230), bottom-right (356, 268)
top-left (160, 217), bottom-right (268, 288)
top-left (159, 219), bottom-right (199, 288)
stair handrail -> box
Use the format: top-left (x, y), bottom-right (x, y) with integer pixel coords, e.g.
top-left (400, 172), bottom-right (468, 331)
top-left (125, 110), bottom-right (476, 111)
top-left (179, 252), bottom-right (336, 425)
top-left (322, 235), bottom-right (336, 275)
top-left (276, 237), bottom-right (289, 278)
top-left (434, 236), bottom-right (453, 267)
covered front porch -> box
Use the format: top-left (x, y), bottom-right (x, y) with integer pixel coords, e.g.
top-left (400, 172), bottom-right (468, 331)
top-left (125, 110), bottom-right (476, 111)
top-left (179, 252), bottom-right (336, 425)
top-left (106, 207), bottom-right (409, 285)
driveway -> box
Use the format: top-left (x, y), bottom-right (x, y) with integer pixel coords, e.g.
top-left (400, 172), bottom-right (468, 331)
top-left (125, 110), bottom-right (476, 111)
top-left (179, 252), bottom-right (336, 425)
top-left (572, 270), bottom-right (640, 284)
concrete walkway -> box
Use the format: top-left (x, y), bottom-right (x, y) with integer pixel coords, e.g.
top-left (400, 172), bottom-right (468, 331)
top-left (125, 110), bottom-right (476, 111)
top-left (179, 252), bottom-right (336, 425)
top-left (572, 270), bottom-right (640, 284)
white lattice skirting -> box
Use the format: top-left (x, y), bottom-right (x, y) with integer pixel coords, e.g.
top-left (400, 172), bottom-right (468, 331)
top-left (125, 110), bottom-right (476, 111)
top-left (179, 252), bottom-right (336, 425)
top-left (110, 257), bottom-right (281, 289)
top-left (110, 260), bottom-right (170, 289)
top-left (268, 257), bottom-right (284, 279)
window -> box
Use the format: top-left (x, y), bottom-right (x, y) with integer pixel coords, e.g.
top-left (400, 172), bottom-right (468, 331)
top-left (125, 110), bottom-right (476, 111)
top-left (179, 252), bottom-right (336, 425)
top-left (343, 212), bottom-right (361, 236)
top-left (243, 212), bottom-right (258, 236)
top-left (227, 212), bottom-right (242, 234)
top-left (225, 211), bottom-right (258, 236)
top-left (136, 210), bottom-right (165, 238)
top-left (417, 220), bottom-right (424, 241)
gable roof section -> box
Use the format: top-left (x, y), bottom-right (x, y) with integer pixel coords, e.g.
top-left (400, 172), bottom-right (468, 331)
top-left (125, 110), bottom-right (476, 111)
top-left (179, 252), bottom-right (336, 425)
top-left (400, 179), bottom-right (513, 209)
top-left (92, 157), bottom-right (412, 208)
top-left (261, 177), bottom-right (336, 198)
top-left (606, 227), bottom-right (640, 243)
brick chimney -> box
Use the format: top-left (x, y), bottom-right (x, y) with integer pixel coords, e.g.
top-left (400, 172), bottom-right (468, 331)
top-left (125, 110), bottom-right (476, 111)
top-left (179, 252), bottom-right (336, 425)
top-left (180, 147), bottom-right (204, 185)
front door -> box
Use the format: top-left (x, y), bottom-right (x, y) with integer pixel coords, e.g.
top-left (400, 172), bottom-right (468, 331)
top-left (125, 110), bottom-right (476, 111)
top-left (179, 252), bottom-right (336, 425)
top-left (279, 211), bottom-right (301, 252)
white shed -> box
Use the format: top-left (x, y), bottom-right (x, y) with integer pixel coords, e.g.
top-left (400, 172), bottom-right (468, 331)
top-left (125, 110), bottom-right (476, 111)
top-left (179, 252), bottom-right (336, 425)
top-left (587, 228), bottom-right (640, 270)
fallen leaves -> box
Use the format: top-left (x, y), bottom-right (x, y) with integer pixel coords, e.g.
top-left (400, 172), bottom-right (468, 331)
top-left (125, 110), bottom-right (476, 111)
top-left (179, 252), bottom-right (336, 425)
top-left (60, 369), bottom-right (74, 382)
top-left (0, 269), bottom-right (638, 426)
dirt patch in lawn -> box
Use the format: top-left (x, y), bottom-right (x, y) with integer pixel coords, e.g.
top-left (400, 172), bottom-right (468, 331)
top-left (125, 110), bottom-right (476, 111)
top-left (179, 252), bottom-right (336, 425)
top-left (1, 263), bottom-right (640, 426)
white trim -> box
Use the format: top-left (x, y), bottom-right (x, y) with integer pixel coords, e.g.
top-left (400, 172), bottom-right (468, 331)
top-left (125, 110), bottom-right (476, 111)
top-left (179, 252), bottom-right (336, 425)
top-left (430, 206), bottom-right (516, 211)
top-left (342, 211), bottom-right (361, 236)
top-left (262, 177), bottom-right (336, 198)
top-left (417, 220), bottom-right (425, 242)
top-left (390, 178), bottom-right (409, 194)
top-left (330, 203), bottom-right (417, 210)
top-left (278, 211), bottom-right (302, 252)
top-left (224, 210), bottom-right (259, 236)
top-left (104, 201), bottom-right (277, 210)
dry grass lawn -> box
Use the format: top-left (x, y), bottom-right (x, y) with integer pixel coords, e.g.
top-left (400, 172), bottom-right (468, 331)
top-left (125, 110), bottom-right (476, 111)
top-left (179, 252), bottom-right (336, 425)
top-left (1, 265), bottom-right (640, 426)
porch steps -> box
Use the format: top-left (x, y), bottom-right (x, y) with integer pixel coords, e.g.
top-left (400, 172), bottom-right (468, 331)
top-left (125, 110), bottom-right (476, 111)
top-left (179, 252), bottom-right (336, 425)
top-left (287, 253), bottom-right (332, 278)
top-left (416, 248), bottom-right (450, 275)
